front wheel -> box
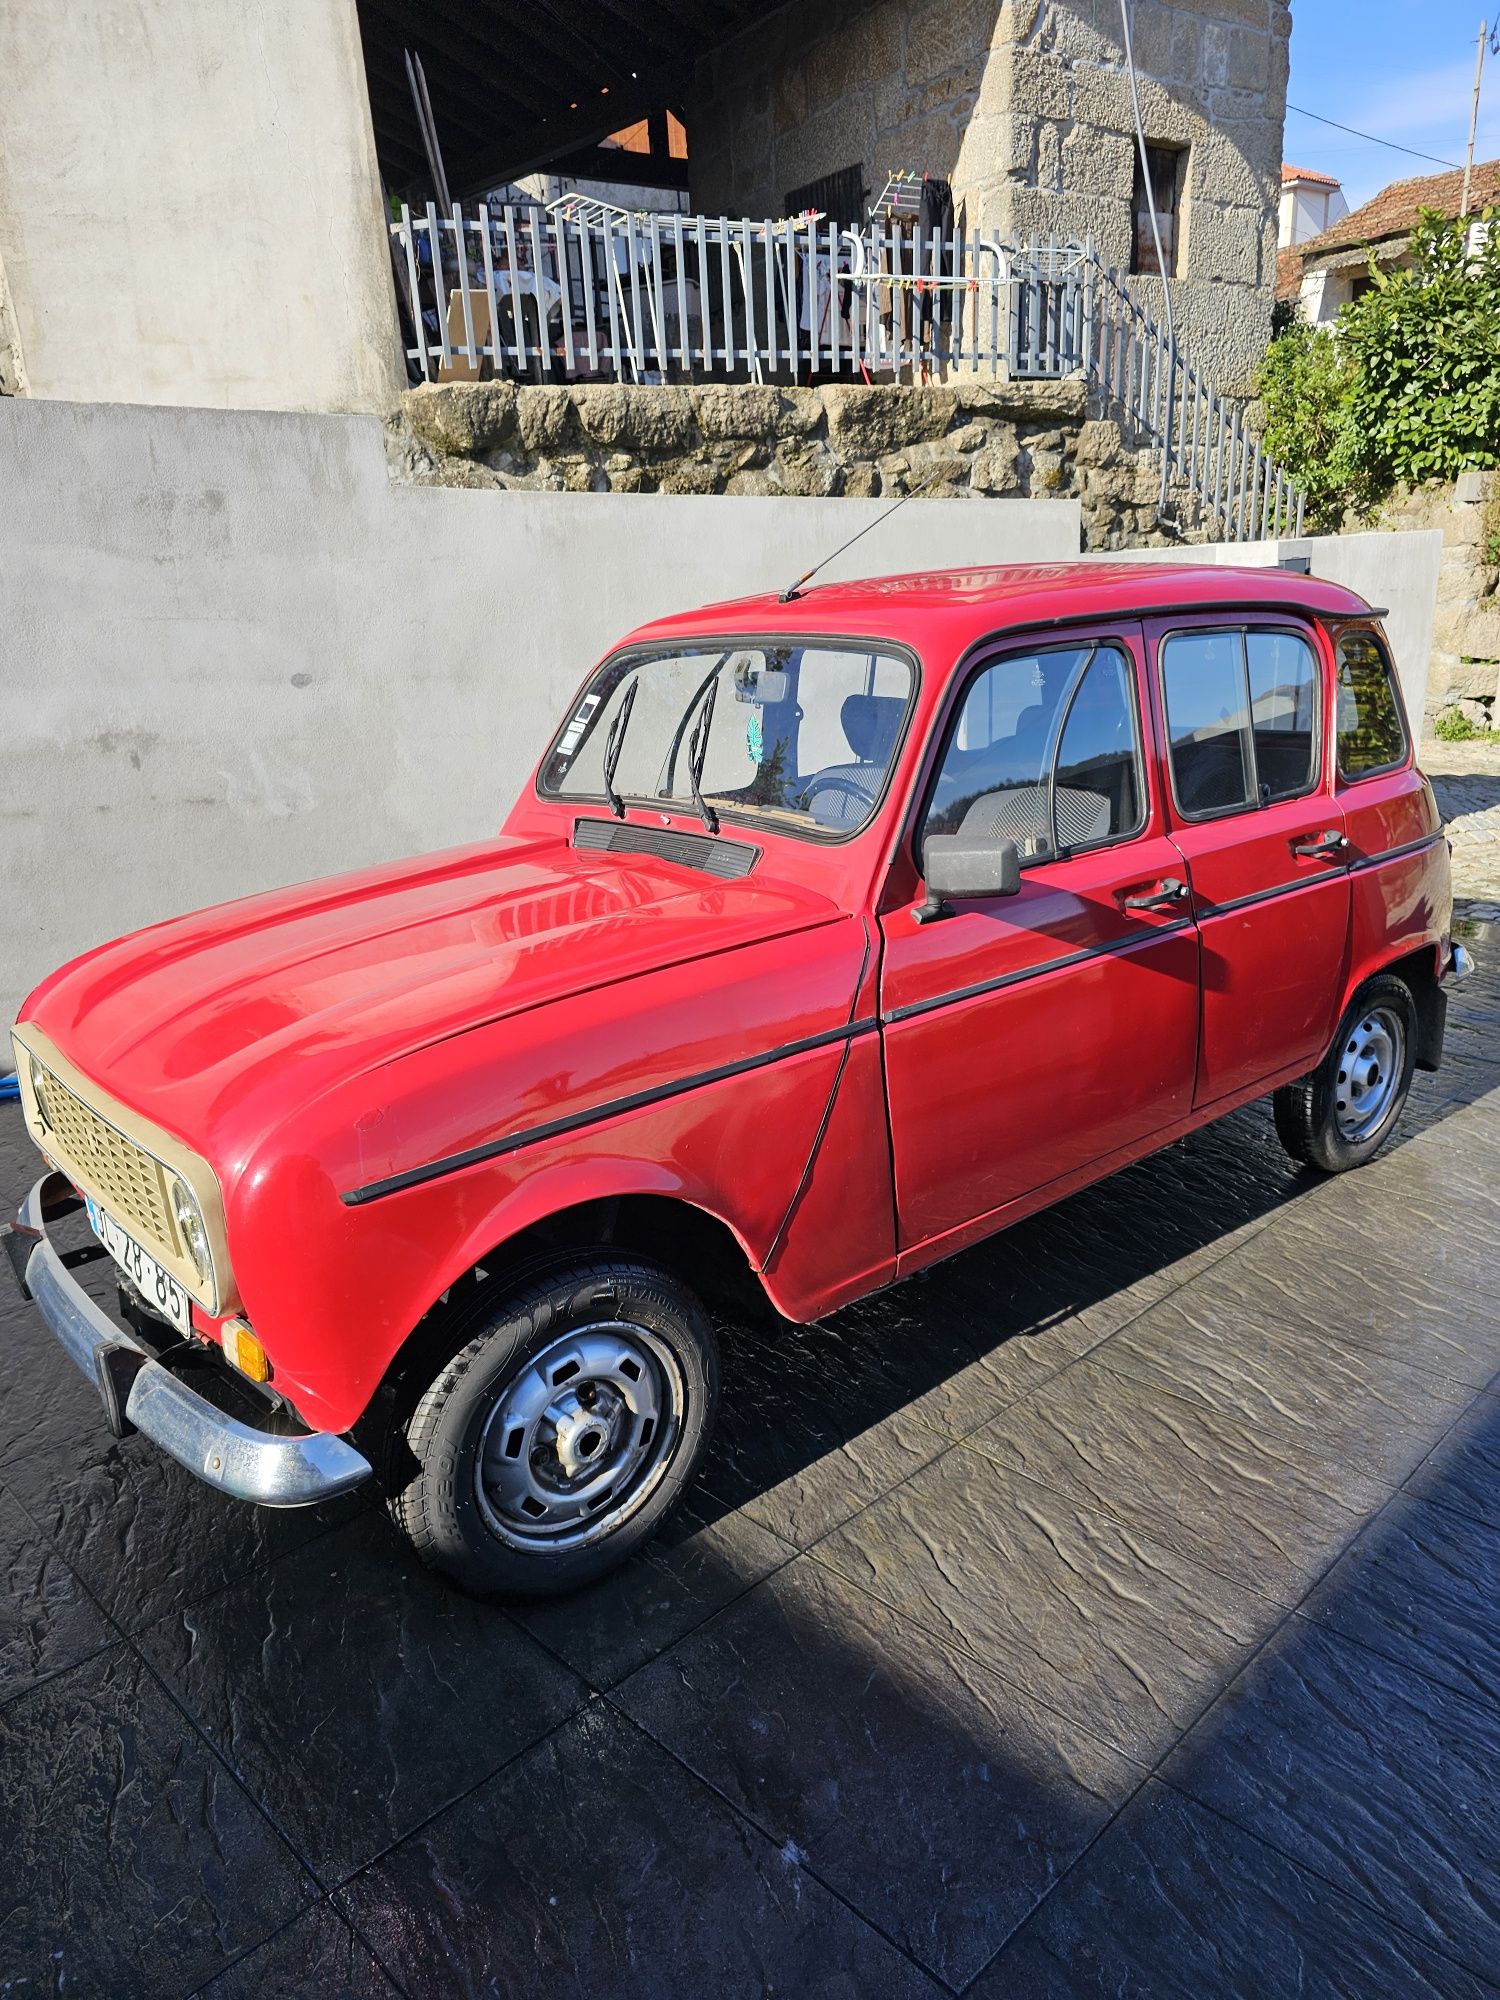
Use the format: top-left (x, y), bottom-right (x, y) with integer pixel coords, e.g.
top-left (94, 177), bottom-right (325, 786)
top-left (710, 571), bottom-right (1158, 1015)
top-left (390, 1259), bottom-right (719, 1598)
top-left (1273, 972), bottom-right (1417, 1173)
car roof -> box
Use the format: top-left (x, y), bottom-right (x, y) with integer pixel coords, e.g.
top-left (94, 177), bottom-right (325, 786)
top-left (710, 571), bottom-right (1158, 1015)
top-left (626, 560), bottom-right (1376, 653)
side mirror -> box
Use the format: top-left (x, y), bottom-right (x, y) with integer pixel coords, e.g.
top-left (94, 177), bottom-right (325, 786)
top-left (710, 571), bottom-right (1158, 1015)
top-left (915, 835), bottom-right (1021, 923)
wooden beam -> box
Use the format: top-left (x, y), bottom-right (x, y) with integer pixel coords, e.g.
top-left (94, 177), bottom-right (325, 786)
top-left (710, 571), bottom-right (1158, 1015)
top-left (468, 0), bottom-right (640, 90)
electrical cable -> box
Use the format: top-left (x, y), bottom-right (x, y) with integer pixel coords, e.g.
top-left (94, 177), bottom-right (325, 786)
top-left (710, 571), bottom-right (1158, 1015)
top-left (1285, 105), bottom-right (1460, 170)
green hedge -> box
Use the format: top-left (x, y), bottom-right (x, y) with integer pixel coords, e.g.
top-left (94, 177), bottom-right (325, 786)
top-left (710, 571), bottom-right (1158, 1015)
top-left (1259, 208), bottom-right (1500, 531)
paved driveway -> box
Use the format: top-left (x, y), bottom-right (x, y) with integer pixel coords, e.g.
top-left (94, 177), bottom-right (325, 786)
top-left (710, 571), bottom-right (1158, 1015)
top-left (2, 918), bottom-right (1497, 1998)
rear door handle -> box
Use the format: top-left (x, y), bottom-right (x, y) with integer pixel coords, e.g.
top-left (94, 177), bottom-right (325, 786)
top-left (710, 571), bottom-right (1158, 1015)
top-left (1291, 830), bottom-right (1348, 860)
top-left (1121, 877), bottom-right (1189, 913)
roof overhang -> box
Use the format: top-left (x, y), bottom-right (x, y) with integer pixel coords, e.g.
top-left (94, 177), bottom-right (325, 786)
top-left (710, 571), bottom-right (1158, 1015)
top-left (354, 0), bottom-right (782, 197)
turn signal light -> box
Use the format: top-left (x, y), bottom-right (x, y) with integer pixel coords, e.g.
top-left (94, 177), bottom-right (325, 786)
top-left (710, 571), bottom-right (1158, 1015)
top-left (221, 1318), bottom-right (270, 1383)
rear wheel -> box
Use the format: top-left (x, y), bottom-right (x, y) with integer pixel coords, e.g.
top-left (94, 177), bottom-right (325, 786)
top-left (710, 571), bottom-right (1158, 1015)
top-left (389, 1258), bottom-right (718, 1598)
top-left (1273, 972), bottom-right (1417, 1173)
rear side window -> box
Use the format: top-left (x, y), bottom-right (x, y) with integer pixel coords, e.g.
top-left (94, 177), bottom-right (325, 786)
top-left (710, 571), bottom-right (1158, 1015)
top-left (1160, 626), bottom-right (1320, 816)
top-left (1336, 631), bottom-right (1408, 780)
top-left (922, 640), bottom-right (1144, 861)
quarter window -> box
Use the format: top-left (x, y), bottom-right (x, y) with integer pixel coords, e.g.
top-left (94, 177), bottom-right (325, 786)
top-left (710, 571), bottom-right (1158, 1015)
top-left (1336, 631), bottom-right (1408, 779)
top-left (922, 641), bottom-right (1144, 862)
top-left (1160, 626), bottom-right (1319, 816)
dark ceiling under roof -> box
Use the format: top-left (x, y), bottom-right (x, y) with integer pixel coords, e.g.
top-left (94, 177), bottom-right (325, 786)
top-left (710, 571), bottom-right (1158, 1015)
top-left (355, 0), bottom-right (777, 199)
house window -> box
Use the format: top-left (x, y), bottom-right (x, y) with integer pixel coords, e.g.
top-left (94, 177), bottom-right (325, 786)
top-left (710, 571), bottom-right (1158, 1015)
top-left (786, 164), bottom-right (865, 228)
top-left (1131, 144), bottom-right (1186, 277)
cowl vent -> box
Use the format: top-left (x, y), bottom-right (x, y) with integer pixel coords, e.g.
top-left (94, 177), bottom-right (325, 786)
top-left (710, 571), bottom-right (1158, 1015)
top-left (572, 818), bottom-right (760, 879)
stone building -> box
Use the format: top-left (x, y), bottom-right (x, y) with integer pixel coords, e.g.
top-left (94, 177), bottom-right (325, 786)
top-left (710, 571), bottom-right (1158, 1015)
top-left (688, 0), bottom-right (1290, 391)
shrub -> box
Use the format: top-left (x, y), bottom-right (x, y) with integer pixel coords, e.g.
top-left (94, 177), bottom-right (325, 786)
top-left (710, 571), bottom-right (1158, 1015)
top-left (1258, 207), bottom-right (1500, 525)
top-left (1433, 705), bottom-right (1493, 741)
top-left (1340, 209), bottom-right (1500, 489)
top-left (1255, 316), bottom-right (1368, 531)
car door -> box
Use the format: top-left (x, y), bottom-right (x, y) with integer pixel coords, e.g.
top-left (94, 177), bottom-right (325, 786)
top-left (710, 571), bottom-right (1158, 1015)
top-left (1147, 613), bottom-right (1351, 1106)
top-left (879, 624), bottom-right (1201, 1255)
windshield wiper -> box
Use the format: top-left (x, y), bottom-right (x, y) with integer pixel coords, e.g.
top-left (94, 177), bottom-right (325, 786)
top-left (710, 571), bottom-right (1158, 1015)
top-left (601, 677), bottom-right (639, 819)
top-left (685, 675), bottom-right (720, 834)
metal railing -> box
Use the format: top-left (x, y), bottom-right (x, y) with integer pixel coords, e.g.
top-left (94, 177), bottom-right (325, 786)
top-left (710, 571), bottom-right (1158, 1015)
top-left (390, 203), bottom-right (1303, 541)
top-left (1076, 256), bottom-right (1306, 540)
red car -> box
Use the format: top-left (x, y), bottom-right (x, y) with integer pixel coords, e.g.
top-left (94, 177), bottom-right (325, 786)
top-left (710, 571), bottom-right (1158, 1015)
top-left (5, 563), bottom-right (1471, 1596)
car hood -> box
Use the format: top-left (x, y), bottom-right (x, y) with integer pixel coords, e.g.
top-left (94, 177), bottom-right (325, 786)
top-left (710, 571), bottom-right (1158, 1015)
top-left (19, 830), bottom-right (844, 1146)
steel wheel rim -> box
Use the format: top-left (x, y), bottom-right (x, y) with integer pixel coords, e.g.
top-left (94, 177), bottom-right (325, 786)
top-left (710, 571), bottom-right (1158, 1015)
top-left (1333, 1003), bottom-right (1404, 1143)
top-left (475, 1322), bottom-right (684, 1551)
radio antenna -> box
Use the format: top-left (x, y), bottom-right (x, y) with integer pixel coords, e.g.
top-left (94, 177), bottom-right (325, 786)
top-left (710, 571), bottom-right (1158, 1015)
top-left (777, 466), bottom-right (949, 603)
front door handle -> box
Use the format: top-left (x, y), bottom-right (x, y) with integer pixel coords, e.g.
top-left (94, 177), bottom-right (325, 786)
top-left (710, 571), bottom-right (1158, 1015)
top-left (1121, 877), bottom-right (1189, 913)
top-left (1291, 830), bottom-right (1348, 860)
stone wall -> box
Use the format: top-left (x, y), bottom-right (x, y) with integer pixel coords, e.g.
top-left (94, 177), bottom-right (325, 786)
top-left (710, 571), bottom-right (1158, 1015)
top-left (689, 0), bottom-right (1287, 393)
top-left (1376, 473), bottom-right (1500, 726)
top-left (396, 377), bottom-right (1185, 549)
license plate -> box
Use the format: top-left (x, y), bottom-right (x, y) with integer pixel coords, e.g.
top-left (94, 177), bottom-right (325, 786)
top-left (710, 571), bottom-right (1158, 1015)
top-left (86, 1198), bottom-right (192, 1336)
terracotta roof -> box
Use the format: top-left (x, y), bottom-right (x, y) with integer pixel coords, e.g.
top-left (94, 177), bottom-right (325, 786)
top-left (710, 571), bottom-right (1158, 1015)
top-left (1275, 244), bottom-right (1306, 301)
top-left (1281, 164), bottom-right (1341, 188)
top-left (1300, 156), bottom-right (1500, 261)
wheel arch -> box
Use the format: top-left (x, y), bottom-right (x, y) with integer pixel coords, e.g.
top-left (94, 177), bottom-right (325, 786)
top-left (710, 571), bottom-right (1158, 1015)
top-left (1356, 939), bottom-right (1446, 1072)
top-left (367, 1182), bottom-right (778, 1428)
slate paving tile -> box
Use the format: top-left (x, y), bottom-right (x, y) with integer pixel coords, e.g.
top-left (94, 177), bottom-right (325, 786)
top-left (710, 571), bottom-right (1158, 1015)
top-left (615, 1555), bottom-right (1143, 1990)
top-left (0, 1409), bottom-right (363, 1636)
top-left (1163, 1618), bottom-right (1500, 1982)
top-left (978, 1779), bottom-right (1497, 2000)
top-left (1407, 1393), bottom-right (1500, 1529)
top-left (0, 1480), bottom-right (116, 1704)
top-left (512, 1488), bottom-right (791, 1687)
top-left (814, 1451), bottom-right (1275, 1763)
top-left (964, 1358), bottom-right (1395, 1607)
top-left (340, 1702), bottom-right (939, 2000)
top-left (1300, 1491), bottom-right (1500, 1716)
top-left (195, 1904), bottom-right (402, 1999)
top-left (138, 1510), bottom-right (588, 1885)
top-left (0, 1646), bottom-right (312, 1999)
top-left (1095, 1290), bottom-right (1474, 1484)
top-left (1199, 1206), bottom-right (1500, 1392)
top-left (700, 1315), bottom-right (953, 1547)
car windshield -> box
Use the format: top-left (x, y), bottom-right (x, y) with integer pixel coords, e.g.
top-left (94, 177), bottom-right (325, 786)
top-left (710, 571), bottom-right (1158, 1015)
top-left (539, 641), bottom-right (916, 837)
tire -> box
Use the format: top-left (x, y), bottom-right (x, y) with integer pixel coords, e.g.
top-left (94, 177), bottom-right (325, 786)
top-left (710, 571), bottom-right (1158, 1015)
top-left (389, 1258), bottom-right (718, 1599)
top-left (1273, 973), bottom-right (1417, 1174)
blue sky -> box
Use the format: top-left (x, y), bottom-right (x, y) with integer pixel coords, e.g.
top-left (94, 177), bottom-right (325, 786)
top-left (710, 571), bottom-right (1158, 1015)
top-left (1286, 2), bottom-right (1500, 208)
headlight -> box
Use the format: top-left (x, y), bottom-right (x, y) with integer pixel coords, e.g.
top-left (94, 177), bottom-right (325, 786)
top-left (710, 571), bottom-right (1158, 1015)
top-left (169, 1176), bottom-right (212, 1287)
top-left (27, 1055), bottom-right (51, 1130)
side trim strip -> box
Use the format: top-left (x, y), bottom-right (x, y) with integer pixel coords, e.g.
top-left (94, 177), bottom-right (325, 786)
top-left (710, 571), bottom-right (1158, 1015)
top-left (884, 919), bottom-right (1194, 1026)
top-left (1197, 874), bottom-right (1332, 920)
top-left (340, 1018), bottom-right (880, 1206)
top-left (1349, 831), bottom-right (1442, 873)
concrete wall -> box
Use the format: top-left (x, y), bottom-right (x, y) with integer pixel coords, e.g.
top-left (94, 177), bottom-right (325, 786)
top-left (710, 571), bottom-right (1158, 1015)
top-left (1107, 529), bottom-right (1443, 725)
top-left (0, 397), bottom-right (1076, 1031)
top-left (0, 0), bottom-right (402, 413)
top-left (689, 0), bottom-right (1289, 393)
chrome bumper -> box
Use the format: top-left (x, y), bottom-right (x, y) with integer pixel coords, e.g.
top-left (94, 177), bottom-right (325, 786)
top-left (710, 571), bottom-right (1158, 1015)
top-left (4, 1173), bottom-right (371, 1508)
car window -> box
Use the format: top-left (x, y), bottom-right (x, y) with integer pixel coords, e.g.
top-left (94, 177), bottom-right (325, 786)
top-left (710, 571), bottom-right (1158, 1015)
top-left (1337, 631), bottom-right (1408, 780)
top-left (922, 641), bottom-right (1144, 862)
top-left (1160, 630), bottom-right (1255, 813)
top-left (1247, 630), bottom-right (1320, 801)
top-left (539, 641), bottom-right (915, 839)
top-left (1161, 625), bottom-right (1320, 815)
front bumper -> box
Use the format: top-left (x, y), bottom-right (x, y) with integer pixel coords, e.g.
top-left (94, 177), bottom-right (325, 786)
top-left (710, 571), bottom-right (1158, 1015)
top-left (3, 1172), bottom-right (371, 1508)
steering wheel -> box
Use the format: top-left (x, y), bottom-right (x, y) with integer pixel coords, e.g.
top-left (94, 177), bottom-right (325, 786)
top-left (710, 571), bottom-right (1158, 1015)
top-left (797, 773), bottom-right (877, 824)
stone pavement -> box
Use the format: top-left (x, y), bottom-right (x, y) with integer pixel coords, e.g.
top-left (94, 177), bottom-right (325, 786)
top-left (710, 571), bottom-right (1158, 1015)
top-left (1426, 735), bottom-right (1500, 916)
top-left (1, 924), bottom-right (1498, 1998)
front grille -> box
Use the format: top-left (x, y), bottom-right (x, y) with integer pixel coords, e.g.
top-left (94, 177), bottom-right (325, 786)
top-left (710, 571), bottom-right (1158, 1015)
top-left (34, 1066), bottom-right (180, 1263)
